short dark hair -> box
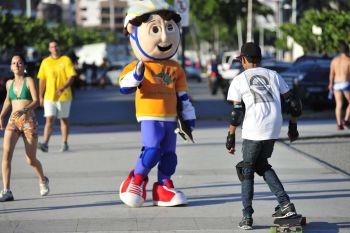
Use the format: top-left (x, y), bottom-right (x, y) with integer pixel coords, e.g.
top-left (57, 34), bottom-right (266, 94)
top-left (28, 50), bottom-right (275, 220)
top-left (339, 41), bottom-right (349, 54)
top-left (124, 10), bottom-right (181, 36)
top-left (245, 56), bottom-right (261, 64)
top-left (12, 53), bottom-right (27, 65)
top-left (49, 40), bottom-right (59, 46)
top-left (237, 42), bottom-right (262, 64)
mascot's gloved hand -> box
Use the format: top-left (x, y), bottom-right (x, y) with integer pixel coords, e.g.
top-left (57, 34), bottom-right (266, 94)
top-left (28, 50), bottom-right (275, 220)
top-left (226, 132), bottom-right (235, 151)
top-left (184, 119), bottom-right (195, 132)
top-left (177, 92), bottom-right (196, 132)
top-left (288, 120), bottom-right (299, 142)
top-left (135, 61), bottom-right (145, 79)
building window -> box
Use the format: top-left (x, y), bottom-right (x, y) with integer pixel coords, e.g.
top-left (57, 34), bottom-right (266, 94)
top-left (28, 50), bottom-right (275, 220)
top-left (101, 18), bottom-right (109, 24)
top-left (115, 16), bottom-right (124, 23)
top-left (101, 8), bottom-right (109, 14)
top-left (115, 7), bottom-right (124, 13)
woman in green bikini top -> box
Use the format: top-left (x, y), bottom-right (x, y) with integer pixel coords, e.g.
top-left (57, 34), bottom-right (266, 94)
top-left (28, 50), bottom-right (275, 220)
top-left (8, 77), bottom-right (33, 101)
top-left (0, 54), bottom-right (49, 202)
top-left (0, 54), bottom-right (39, 126)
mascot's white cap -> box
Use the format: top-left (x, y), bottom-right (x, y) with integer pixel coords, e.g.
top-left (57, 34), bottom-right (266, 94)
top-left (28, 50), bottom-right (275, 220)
top-left (124, 0), bottom-right (176, 28)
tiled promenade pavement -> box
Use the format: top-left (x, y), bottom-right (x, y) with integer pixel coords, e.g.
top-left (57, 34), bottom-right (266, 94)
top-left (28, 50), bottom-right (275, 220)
top-left (0, 119), bottom-right (349, 232)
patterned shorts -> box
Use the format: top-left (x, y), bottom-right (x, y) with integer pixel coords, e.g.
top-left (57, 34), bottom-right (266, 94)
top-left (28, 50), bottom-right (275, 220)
top-left (6, 111), bottom-right (38, 139)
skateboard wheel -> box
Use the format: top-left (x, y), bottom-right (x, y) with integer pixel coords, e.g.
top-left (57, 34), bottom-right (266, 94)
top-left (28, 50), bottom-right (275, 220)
top-left (301, 217), bottom-right (306, 225)
top-left (270, 226), bottom-right (277, 233)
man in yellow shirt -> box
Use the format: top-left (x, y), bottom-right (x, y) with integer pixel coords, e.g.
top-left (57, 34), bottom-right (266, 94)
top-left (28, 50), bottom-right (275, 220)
top-left (37, 41), bottom-right (76, 152)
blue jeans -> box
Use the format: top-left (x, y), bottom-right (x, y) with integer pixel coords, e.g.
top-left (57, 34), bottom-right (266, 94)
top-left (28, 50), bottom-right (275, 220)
top-left (241, 139), bottom-right (290, 218)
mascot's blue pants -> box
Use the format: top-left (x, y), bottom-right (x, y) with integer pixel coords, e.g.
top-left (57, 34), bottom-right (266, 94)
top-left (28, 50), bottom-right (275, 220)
top-left (134, 120), bottom-right (178, 185)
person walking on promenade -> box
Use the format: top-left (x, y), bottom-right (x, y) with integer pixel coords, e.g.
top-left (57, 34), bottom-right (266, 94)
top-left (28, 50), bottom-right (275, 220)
top-left (225, 42), bottom-right (302, 230)
top-left (0, 54), bottom-right (49, 202)
top-left (37, 41), bottom-right (77, 152)
top-left (328, 41), bottom-right (350, 130)
top-left (207, 54), bottom-right (227, 97)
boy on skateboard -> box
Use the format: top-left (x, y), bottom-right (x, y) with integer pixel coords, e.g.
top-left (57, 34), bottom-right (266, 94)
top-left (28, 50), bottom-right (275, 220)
top-left (225, 42), bottom-right (302, 230)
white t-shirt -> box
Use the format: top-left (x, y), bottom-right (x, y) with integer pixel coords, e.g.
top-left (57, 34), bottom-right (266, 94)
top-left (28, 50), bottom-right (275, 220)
top-left (227, 67), bottom-right (290, 140)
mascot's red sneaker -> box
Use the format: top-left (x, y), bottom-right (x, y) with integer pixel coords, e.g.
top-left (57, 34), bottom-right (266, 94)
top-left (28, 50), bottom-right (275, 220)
top-left (152, 179), bottom-right (187, 206)
top-left (119, 170), bottom-right (148, 207)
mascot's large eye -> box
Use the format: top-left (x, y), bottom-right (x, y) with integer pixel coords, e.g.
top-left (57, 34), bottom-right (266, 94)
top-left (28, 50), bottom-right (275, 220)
top-left (151, 26), bottom-right (161, 35)
top-left (166, 23), bottom-right (175, 32)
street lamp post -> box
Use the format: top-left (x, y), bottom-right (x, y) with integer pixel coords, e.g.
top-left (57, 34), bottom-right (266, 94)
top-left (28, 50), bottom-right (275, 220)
top-left (276, 0), bottom-right (283, 60)
top-left (246, 0), bottom-right (253, 42)
top-left (26, 0), bottom-right (31, 17)
top-left (312, 25), bottom-right (322, 54)
top-left (291, 0), bottom-right (297, 24)
top-left (259, 27), bottom-right (264, 54)
top-left (237, 17), bottom-right (243, 49)
top-left (109, 0), bottom-right (115, 31)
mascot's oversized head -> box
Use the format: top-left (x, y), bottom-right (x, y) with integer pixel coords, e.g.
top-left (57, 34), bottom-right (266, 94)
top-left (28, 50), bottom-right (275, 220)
top-left (124, 0), bottom-right (181, 61)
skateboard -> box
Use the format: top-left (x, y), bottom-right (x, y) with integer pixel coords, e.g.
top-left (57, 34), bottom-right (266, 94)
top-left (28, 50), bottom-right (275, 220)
top-left (270, 214), bottom-right (306, 233)
top-left (174, 117), bottom-right (194, 143)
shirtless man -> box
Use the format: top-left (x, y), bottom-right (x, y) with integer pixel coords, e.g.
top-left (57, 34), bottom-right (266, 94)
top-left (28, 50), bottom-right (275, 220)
top-left (329, 42), bottom-right (350, 130)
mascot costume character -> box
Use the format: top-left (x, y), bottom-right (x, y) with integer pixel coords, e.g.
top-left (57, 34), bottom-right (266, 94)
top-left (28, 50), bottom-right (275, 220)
top-left (118, 0), bottom-right (196, 208)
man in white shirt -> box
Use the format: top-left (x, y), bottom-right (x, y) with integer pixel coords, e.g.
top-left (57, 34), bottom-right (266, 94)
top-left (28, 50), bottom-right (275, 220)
top-left (226, 42), bottom-right (302, 230)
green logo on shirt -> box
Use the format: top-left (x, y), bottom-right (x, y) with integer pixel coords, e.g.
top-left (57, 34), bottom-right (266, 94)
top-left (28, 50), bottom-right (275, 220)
top-left (154, 71), bottom-right (173, 85)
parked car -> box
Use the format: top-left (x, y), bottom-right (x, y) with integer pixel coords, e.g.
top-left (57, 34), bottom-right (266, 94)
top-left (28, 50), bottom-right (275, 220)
top-left (185, 57), bottom-right (202, 82)
top-left (106, 64), bottom-right (124, 86)
top-left (261, 60), bottom-right (292, 73)
top-left (219, 58), bottom-right (242, 80)
top-left (0, 64), bottom-right (12, 103)
top-left (280, 60), bottom-right (331, 109)
top-left (220, 50), bottom-right (240, 71)
top-left (293, 54), bottom-right (334, 64)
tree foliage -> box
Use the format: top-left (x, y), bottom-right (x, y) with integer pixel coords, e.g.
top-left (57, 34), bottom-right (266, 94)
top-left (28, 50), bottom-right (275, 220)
top-left (280, 10), bottom-right (350, 54)
top-left (188, 0), bottom-right (273, 49)
top-left (0, 7), bottom-right (117, 56)
top-left (183, 0), bottom-right (350, 53)
top-left (295, 0), bottom-right (350, 20)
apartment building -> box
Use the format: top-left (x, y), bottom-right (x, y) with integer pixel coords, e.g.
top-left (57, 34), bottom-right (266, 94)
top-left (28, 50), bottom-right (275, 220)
top-left (0, 0), bottom-right (41, 16)
top-left (36, 0), bottom-right (75, 25)
top-left (76, 0), bottom-right (128, 32)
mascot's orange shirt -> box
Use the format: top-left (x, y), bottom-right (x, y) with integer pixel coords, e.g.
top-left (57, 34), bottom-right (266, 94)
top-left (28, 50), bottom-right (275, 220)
top-left (120, 60), bottom-right (188, 119)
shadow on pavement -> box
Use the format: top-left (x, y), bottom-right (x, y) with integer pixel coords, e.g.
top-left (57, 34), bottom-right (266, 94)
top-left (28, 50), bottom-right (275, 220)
top-left (0, 201), bottom-right (119, 214)
top-left (305, 221), bottom-right (340, 233)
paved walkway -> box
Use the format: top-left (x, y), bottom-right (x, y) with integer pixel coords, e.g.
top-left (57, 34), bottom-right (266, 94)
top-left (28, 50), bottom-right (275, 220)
top-left (0, 120), bottom-right (349, 232)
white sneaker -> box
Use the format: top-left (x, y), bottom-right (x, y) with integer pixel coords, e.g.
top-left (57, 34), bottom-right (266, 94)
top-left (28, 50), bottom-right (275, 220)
top-left (59, 144), bottom-right (69, 152)
top-left (40, 176), bottom-right (50, 196)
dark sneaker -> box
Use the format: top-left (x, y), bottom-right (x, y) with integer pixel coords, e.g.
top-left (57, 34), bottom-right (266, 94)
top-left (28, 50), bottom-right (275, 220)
top-left (0, 190), bottom-right (14, 202)
top-left (38, 142), bottom-right (48, 152)
top-left (238, 216), bottom-right (253, 230)
top-left (337, 124), bottom-right (344, 130)
top-left (272, 202), bottom-right (297, 219)
top-left (343, 120), bottom-right (350, 129)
